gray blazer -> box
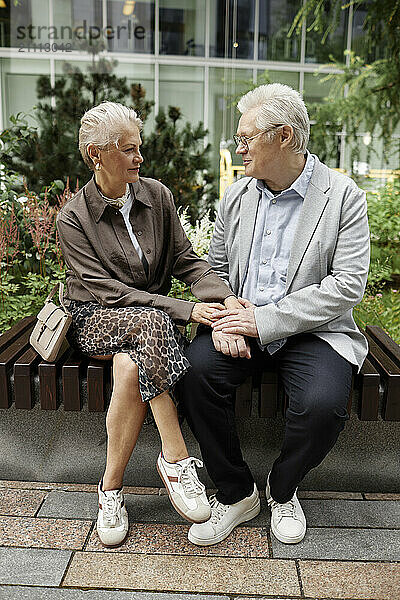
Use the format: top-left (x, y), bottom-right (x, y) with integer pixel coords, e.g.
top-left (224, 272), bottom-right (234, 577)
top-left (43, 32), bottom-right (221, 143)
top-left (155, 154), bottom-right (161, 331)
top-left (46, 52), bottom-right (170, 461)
top-left (208, 156), bottom-right (370, 372)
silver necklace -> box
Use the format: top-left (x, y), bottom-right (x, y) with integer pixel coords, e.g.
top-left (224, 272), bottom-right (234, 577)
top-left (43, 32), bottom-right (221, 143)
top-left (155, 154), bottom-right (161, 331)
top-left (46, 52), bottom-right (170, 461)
top-left (98, 184), bottom-right (130, 209)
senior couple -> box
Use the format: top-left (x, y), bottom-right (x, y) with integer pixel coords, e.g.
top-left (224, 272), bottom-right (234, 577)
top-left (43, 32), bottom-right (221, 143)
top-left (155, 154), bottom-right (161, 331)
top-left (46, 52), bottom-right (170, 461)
top-left (57, 83), bottom-right (370, 548)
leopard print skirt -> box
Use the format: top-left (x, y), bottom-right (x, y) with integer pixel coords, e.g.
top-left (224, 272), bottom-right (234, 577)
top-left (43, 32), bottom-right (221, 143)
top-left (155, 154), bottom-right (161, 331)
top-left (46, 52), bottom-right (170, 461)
top-left (66, 300), bottom-right (190, 403)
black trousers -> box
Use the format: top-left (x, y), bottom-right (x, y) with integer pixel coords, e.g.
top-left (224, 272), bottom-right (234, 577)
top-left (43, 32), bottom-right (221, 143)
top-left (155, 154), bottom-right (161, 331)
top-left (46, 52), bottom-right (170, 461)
top-left (179, 329), bottom-right (353, 505)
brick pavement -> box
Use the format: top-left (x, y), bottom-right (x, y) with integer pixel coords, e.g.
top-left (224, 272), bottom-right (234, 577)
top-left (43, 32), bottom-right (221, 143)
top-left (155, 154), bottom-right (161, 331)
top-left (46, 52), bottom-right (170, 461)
top-left (0, 481), bottom-right (399, 600)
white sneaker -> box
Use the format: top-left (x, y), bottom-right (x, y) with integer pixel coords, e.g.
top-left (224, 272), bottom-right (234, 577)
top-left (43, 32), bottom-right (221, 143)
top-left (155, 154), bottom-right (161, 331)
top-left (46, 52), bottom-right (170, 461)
top-left (97, 480), bottom-right (129, 548)
top-left (157, 453), bottom-right (211, 523)
top-left (266, 473), bottom-right (306, 544)
top-left (188, 483), bottom-right (260, 546)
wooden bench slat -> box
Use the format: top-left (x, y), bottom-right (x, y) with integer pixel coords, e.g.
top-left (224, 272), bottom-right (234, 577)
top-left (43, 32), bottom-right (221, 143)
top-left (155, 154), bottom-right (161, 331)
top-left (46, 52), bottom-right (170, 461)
top-left (235, 377), bottom-right (254, 417)
top-left (366, 325), bottom-right (400, 368)
top-left (87, 359), bottom-right (106, 412)
top-left (364, 331), bottom-right (400, 421)
top-left (14, 347), bottom-right (41, 409)
top-left (0, 327), bottom-right (34, 408)
top-left (62, 351), bottom-right (85, 411)
top-left (259, 370), bottom-right (278, 418)
top-left (0, 316), bottom-right (36, 354)
top-left (356, 358), bottom-right (380, 421)
top-left (38, 348), bottom-right (69, 410)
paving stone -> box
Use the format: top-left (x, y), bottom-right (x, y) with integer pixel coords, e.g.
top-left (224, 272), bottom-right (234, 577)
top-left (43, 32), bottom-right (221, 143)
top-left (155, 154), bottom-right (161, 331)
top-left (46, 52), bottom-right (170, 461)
top-left (86, 523), bottom-right (270, 558)
top-left (0, 587), bottom-right (230, 600)
top-left (0, 516), bottom-right (92, 550)
top-left (0, 489), bottom-right (47, 516)
top-left (0, 547), bottom-right (71, 586)
top-left (63, 552), bottom-right (300, 596)
top-left (299, 559), bottom-right (400, 599)
top-left (38, 491), bottom-right (184, 523)
top-left (364, 492), bottom-right (400, 500)
top-left (298, 490), bottom-right (363, 499)
top-left (271, 527), bottom-right (400, 561)
top-left (301, 499), bottom-right (400, 528)
top-left (0, 481), bottom-right (160, 494)
top-left (37, 491), bottom-right (268, 527)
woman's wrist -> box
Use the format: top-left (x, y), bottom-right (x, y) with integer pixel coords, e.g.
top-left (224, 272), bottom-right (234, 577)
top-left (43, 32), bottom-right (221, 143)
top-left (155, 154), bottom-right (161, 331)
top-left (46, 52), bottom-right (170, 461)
top-left (224, 295), bottom-right (241, 310)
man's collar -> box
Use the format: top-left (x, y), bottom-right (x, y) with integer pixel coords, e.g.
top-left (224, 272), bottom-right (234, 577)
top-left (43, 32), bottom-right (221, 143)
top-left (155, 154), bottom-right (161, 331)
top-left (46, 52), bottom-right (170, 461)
top-left (84, 177), bottom-right (152, 223)
top-left (256, 150), bottom-right (315, 199)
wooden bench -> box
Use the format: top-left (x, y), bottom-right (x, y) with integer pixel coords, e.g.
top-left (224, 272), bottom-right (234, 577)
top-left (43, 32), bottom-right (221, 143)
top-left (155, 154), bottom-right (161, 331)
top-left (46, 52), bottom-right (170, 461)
top-left (0, 316), bottom-right (399, 421)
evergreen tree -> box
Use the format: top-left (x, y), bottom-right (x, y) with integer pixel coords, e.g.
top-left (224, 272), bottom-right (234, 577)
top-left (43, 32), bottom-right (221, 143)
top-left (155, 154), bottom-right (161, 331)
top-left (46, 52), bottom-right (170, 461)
top-left (0, 45), bottom-right (217, 221)
top-left (132, 87), bottom-right (218, 222)
top-left (291, 1), bottom-right (400, 167)
top-left (0, 42), bottom-right (133, 189)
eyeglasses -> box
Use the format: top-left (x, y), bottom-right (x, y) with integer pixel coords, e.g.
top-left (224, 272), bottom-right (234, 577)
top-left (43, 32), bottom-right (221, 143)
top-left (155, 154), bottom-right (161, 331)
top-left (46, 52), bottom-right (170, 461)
top-left (233, 125), bottom-right (284, 150)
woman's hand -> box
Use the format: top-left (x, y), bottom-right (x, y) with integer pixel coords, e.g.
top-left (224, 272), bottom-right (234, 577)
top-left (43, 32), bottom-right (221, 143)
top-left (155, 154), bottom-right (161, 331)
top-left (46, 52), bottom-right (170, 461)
top-left (190, 302), bottom-right (225, 326)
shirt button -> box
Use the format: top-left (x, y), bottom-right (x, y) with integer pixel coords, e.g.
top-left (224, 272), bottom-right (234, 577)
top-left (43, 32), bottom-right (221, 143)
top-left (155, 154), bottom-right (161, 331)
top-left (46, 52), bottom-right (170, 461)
top-left (146, 249), bottom-right (151, 254)
top-left (259, 287), bottom-right (264, 292)
top-left (137, 230), bottom-right (143, 236)
top-left (266, 229), bottom-right (271, 235)
top-left (262, 259), bottom-right (267, 264)
top-left (272, 199), bottom-right (277, 204)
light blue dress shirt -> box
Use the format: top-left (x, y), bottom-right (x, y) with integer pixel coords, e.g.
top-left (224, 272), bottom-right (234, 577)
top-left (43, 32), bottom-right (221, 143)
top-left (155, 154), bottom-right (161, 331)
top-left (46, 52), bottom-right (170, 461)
top-left (242, 151), bottom-right (315, 354)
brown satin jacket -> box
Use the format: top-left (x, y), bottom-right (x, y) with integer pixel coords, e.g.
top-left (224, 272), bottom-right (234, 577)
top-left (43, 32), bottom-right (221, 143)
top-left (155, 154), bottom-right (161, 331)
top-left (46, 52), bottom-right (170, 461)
top-left (56, 177), bottom-right (233, 324)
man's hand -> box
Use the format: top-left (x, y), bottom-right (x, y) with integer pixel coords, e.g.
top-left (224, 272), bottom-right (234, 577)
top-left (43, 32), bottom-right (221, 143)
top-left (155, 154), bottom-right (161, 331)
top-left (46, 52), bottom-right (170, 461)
top-left (212, 330), bottom-right (251, 359)
top-left (211, 304), bottom-right (259, 337)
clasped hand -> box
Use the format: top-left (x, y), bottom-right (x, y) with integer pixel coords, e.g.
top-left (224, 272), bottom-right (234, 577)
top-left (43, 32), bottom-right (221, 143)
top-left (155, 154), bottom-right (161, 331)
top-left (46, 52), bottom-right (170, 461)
top-left (211, 298), bottom-right (257, 359)
top-left (211, 298), bottom-right (258, 338)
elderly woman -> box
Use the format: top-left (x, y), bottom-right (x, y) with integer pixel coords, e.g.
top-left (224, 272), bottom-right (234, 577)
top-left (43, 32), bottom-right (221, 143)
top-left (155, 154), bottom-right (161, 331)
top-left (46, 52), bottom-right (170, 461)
top-left (56, 101), bottom-right (234, 548)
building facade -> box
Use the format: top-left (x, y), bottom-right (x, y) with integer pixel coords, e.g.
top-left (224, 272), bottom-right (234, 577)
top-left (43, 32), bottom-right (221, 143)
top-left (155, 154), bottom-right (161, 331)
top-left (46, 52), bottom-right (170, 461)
top-left (0, 0), bottom-right (397, 174)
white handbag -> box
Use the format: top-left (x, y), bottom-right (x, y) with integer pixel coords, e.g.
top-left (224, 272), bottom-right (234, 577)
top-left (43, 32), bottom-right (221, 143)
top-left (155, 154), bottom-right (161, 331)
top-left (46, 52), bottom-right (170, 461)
top-left (30, 283), bottom-right (72, 361)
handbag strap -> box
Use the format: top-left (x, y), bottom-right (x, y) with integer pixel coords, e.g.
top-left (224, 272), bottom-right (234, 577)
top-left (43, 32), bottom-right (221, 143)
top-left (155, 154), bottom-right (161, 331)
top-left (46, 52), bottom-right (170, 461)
top-left (44, 283), bottom-right (71, 314)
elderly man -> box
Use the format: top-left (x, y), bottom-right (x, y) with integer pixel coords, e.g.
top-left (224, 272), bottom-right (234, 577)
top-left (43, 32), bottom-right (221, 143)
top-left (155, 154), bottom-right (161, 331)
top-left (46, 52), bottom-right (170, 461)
top-left (180, 83), bottom-right (370, 546)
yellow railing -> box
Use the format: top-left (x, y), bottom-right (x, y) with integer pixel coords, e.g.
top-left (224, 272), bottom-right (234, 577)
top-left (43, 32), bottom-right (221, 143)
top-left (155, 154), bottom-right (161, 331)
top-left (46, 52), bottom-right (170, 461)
top-left (219, 149), bottom-right (400, 199)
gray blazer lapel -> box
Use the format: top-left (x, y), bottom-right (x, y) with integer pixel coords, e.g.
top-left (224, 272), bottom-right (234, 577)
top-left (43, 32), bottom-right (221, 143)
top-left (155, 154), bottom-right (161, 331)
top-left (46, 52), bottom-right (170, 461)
top-left (286, 159), bottom-right (331, 291)
top-left (239, 180), bottom-right (260, 286)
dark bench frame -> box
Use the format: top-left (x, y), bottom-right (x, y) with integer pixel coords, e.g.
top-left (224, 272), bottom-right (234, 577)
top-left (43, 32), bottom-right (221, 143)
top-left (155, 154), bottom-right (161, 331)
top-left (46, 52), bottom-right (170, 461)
top-left (0, 317), bottom-right (399, 421)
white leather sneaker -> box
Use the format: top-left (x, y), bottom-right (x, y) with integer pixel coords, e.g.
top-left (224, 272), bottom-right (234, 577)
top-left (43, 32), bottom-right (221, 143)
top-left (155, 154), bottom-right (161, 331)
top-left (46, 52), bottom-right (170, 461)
top-left (188, 483), bottom-right (260, 546)
top-left (266, 473), bottom-right (306, 544)
top-left (157, 453), bottom-right (211, 523)
top-left (97, 480), bottom-right (129, 548)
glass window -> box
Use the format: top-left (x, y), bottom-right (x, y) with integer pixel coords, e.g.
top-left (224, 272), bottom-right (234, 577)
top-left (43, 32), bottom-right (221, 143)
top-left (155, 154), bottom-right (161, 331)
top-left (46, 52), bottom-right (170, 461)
top-left (52, 0), bottom-right (102, 51)
top-left (258, 0), bottom-right (301, 62)
top-left (351, 5), bottom-right (385, 62)
top-left (3, 0), bottom-right (49, 48)
top-left (305, 6), bottom-right (348, 64)
top-left (257, 69), bottom-right (299, 89)
top-left (210, 0), bottom-right (255, 59)
top-left (209, 67), bottom-right (253, 166)
top-left (106, 0), bottom-right (154, 54)
top-left (159, 65), bottom-right (203, 126)
top-left (160, 0), bottom-right (205, 56)
top-left (303, 72), bottom-right (334, 104)
top-left (0, 57), bottom-right (50, 126)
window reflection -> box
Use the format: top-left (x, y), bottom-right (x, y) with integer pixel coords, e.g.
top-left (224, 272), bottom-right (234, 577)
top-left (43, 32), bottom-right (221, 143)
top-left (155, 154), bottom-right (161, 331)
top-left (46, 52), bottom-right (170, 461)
top-left (160, 0), bottom-right (205, 56)
top-left (53, 0), bottom-right (102, 51)
top-left (210, 0), bottom-right (255, 59)
top-left (258, 0), bottom-right (301, 62)
top-left (107, 0), bottom-right (154, 53)
top-left (159, 65), bottom-right (203, 124)
top-left (209, 67), bottom-right (253, 166)
top-left (305, 5), bottom-right (348, 64)
top-left (5, 0), bottom-right (50, 48)
top-left (352, 5), bottom-right (385, 62)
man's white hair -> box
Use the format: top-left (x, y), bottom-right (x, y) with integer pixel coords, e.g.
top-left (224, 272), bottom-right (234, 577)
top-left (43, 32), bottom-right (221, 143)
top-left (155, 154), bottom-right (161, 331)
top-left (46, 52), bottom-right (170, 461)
top-left (79, 101), bottom-right (143, 170)
top-left (237, 83), bottom-right (310, 154)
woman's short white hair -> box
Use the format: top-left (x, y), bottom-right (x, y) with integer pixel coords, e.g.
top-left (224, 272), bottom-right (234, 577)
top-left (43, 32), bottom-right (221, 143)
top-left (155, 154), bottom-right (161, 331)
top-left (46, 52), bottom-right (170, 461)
top-left (79, 101), bottom-right (143, 170)
top-left (237, 83), bottom-right (310, 154)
